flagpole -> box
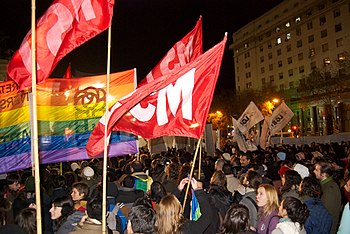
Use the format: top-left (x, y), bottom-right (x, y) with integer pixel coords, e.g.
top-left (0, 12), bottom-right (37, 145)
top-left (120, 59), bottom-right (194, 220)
top-left (198, 139), bottom-right (202, 180)
top-left (102, 26), bottom-right (112, 233)
top-left (182, 137), bottom-right (202, 213)
top-left (31, 0), bottom-right (43, 233)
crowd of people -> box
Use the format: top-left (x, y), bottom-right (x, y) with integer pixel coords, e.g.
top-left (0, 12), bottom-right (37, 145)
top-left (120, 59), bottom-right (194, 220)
top-left (0, 141), bottom-right (350, 234)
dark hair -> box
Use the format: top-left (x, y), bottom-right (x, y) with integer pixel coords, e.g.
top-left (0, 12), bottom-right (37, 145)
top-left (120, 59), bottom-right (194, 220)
top-left (315, 160), bottom-right (334, 177)
top-left (245, 170), bottom-right (262, 190)
top-left (223, 164), bottom-right (233, 175)
top-left (15, 208), bottom-right (36, 234)
top-left (220, 204), bottom-right (251, 234)
top-left (282, 196), bottom-right (309, 225)
top-left (87, 197), bottom-right (102, 221)
top-left (52, 196), bottom-right (74, 218)
top-left (123, 175), bottom-right (135, 188)
top-left (281, 170), bottom-right (302, 194)
top-left (6, 173), bottom-right (21, 185)
top-left (53, 175), bottom-right (66, 188)
top-left (300, 177), bottom-right (322, 198)
top-left (72, 182), bottom-right (89, 198)
top-left (131, 160), bottom-right (144, 173)
top-left (128, 205), bottom-right (156, 233)
top-left (150, 181), bottom-right (167, 204)
top-left (168, 162), bottom-right (180, 180)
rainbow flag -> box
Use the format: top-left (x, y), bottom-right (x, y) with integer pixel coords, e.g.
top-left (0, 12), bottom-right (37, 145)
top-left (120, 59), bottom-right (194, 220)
top-left (0, 69), bottom-right (138, 173)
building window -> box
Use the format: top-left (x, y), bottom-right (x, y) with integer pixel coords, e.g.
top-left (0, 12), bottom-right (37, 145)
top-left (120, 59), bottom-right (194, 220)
top-left (237, 76), bottom-right (240, 82)
top-left (311, 61), bottom-right (316, 70)
top-left (246, 82), bottom-right (252, 89)
top-left (277, 49), bottom-right (282, 56)
top-left (336, 38), bottom-right (343, 47)
top-left (333, 9), bottom-right (340, 18)
top-left (269, 64), bottom-right (273, 71)
top-left (297, 40), bottom-right (302, 48)
top-left (244, 43), bottom-right (249, 48)
top-left (288, 57), bottom-right (293, 64)
top-left (245, 62), bottom-right (250, 68)
top-left (268, 52), bottom-right (273, 59)
top-left (307, 22), bottom-right (313, 30)
top-left (237, 66), bottom-right (239, 72)
top-left (306, 9), bottom-right (312, 17)
top-left (270, 75), bottom-right (275, 83)
top-left (320, 16), bottom-right (326, 25)
top-left (278, 60), bottom-right (283, 67)
top-left (260, 56), bottom-right (264, 63)
top-left (335, 23), bottom-right (342, 32)
top-left (262, 78), bottom-right (266, 85)
top-left (236, 58), bottom-right (239, 63)
top-left (321, 29), bottom-right (327, 38)
top-left (238, 86), bottom-right (240, 91)
top-left (246, 72), bottom-right (251, 78)
top-left (318, 3), bottom-right (325, 10)
top-left (285, 22), bottom-right (290, 27)
top-left (322, 43), bottom-right (328, 52)
top-left (338, 53), bottom-right (345, 62)
top-left (276, 37), bottom-right (282, 45)
top-left (299, 78), bottom-right (305, 86)
top-left (295, 17), bottom-right (301, 23)
top-left (298, 53), bottom-right (303, 60)
top-left (286, 33), bottom-right (292, 40)
top-left (299, 65), bottom-right (305, 73)
top-left (261, 67), bottom-right (265, 73)
top-left (309, 48), bottom-right (315, 57)
top-left (276, 27), bottom-right (281, 33)
top-left (308, 35), bottom-right (314, 43)
top-left (324, 58), bottom-right (331, 65)
top-left (268, 42), bottom-right (272, 49)
top-left (260, 46), bottom-right (263, 52)
top-left (288, 69), bottom-right (294, 77)
top-left (289, 81), bottom-right (295, 89)
top-left (286, 44), bottom-right (291, 52)
top-left (280, 84), bottom-right (285, 91)
top-left (296, 27), bottom-right (302, 36)
top-left (279, 72), bottom-right (284, 79)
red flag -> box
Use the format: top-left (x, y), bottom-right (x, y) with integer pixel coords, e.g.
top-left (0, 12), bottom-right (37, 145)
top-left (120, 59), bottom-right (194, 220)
top-left (138, 16), bottom-right (202, 87)
top-left (7, 0), bottom-right (114, 90)
top-left (63, 63), bottom-right (72, 78)
top-left (87, 36), bottom-right (227, 156)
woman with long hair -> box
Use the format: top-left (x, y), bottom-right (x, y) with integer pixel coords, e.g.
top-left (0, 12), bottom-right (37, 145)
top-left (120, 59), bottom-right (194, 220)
top-left (220, 204), bottom-right (256, 234)
top-left (155, 177), bottom-right (214, 234)
top-left (50, 196), bottom-right (84, 233)
top-left (280, 170), bottom-right (302, 200)
top-left (15, 208), bottom-right (36, 234)
top-left (256, 184), bottom-right (279, 234)
top-left (148, 181), bottom-right (167, 212)
top-left (271, 196), bottom-right (309, 234)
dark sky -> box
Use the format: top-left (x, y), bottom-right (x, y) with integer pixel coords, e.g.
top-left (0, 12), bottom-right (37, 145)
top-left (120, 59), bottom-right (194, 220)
top-left (1, 0), bottom-right (284, 93)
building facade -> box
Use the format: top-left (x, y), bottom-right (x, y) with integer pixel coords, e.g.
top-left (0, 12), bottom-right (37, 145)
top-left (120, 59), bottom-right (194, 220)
top-left (231, 0), bottom-right (350, 135)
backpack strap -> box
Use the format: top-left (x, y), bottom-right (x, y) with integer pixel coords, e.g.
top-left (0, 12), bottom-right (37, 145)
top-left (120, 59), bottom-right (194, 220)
top-left (246, 196), bottom-right (259, 212)
top-left (266, 215), bottom-right (279, 234)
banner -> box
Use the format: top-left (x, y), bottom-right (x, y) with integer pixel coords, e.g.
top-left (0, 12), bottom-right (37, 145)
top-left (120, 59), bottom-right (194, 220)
top-left (7, 0), bottom-right (115, 90)
top-left (0, 69), bottom-right (137, 173)
top-left (259, 117), bottom-right (270, 150)
top-left (87, 36), bottom-right (227, 156)
top-left (232, 117), bottom-right (257, 153)
top-left (269, 101), bottom-right (294, 135)
top-left (236, 101), bottom-right (264, 135)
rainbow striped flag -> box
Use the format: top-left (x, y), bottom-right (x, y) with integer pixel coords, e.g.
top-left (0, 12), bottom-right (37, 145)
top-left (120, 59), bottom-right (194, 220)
top-left (0, 69), bottom-right (138, 173)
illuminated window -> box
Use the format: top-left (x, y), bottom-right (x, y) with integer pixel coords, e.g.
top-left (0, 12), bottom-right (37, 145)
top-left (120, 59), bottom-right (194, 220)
top-left (286, 33), bottom-right (292, 40)
top-left (323, 58), bottom-right (331, 65)
top-left (244, 43), bottom-right (249, 48)
top-left (338, 53), bottom-right (346, 62)
top-left (295, 17), bottom-right (301, 23)
top-left (309, 48), bottom-right (315, 57)
top-left (276, 37), bottom-right (282, 45)
top-left (285, 22), bottom-right (290, 27)
top-left (276, 27), bottom-right (281, 33)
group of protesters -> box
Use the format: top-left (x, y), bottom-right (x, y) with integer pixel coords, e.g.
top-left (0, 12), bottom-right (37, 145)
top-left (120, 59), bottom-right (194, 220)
top-left (0, 141), bottom-right (349, 234)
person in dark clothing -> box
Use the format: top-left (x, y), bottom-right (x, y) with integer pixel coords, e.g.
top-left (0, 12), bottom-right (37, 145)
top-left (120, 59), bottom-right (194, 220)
top-left (155, 177), bottom-right (214, 234)
top-left (116, 175), bottom-right (144, 204)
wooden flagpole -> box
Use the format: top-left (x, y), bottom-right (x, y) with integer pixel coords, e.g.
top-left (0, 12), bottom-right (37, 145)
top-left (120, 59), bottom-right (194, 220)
top-left (102, 26), bottom-right (112, 233)
top-left (31, 0), bottom-right (43, 233)
top-left (198, 139), bottom-right (202, 180)
top-left (182, 137), bottom-right (201, 213)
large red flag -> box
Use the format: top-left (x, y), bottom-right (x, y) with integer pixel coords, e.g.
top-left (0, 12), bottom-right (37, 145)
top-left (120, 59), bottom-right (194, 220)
top-left (138, 16), bottom-right (202, 87)
top-left (7, 0), bottom-right (114, 90)
top-left (87, 36), bottom-right (227, 156)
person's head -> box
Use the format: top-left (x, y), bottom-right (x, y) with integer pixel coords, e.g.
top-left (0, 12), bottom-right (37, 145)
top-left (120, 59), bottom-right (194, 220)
top-left (240, 154), bottom-right (251, 167)
top-left (279, 196), bottom-right (309, 225)
top-left (210, 170), bottom-right (227, 188)
top-left (155, 194), bottom-right (183, 233)
top-left (49, 196), bottom-right (73, 220)
top-left (167, 162), bottom-right (179, 180)
top-left (86, 197), bottom-right (102, 221)
top-left (15, 208), bottom-right (36, 234)
top-left (344, 178), bottom-right (350, 193)
top-left (130, 160), bottom-right (144, 173)
top-left (149, 181), bottom-right (167, 204)
top-left (6, 173), bottom-right (21, 192)
top-left (281, 170), bottom-right (302, 193)
top-left (71, 182), bottom-right (89, 201)
top-left (215, 159), bottom-right (225, 171)
top-left (220, 204), bottom-right (251, 234)
top-left (53, 175), bottom-right (66, 189)
top-left (299, 176), bottom-right (322, 198)
top-left (123, 175), bottom-right (135, 188)
top-left (222, 164), bottom-right (233, 175)
top-left (127, 205), bottom-right (156, 234)
top-left (256, 184), bottom-right (279, 217)
top-left (314, 161), bottom-right (333, 180)
top-left (243, 170), bottom-right (262, 190)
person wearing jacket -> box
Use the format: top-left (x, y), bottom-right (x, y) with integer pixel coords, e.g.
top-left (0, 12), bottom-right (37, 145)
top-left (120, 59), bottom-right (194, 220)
top-left (337, 178), bottom-right (350, 234)
top-left (155, 177), bottom-right (213, 234)
top-left (272, 196), bottom-right (309, 234)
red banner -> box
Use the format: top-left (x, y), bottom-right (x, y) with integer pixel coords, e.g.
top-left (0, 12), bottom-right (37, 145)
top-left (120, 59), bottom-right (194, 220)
top-left (7, 0), bottom-right (114, 90)
top-left (138, 16), bottom-right (202, 87)
top-left (87, 36), bottom-right (226, 156)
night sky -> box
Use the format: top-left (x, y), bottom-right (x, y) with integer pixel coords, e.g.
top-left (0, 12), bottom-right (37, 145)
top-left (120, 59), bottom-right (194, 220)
top-left (1, 0), bottom-right (284, 93)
